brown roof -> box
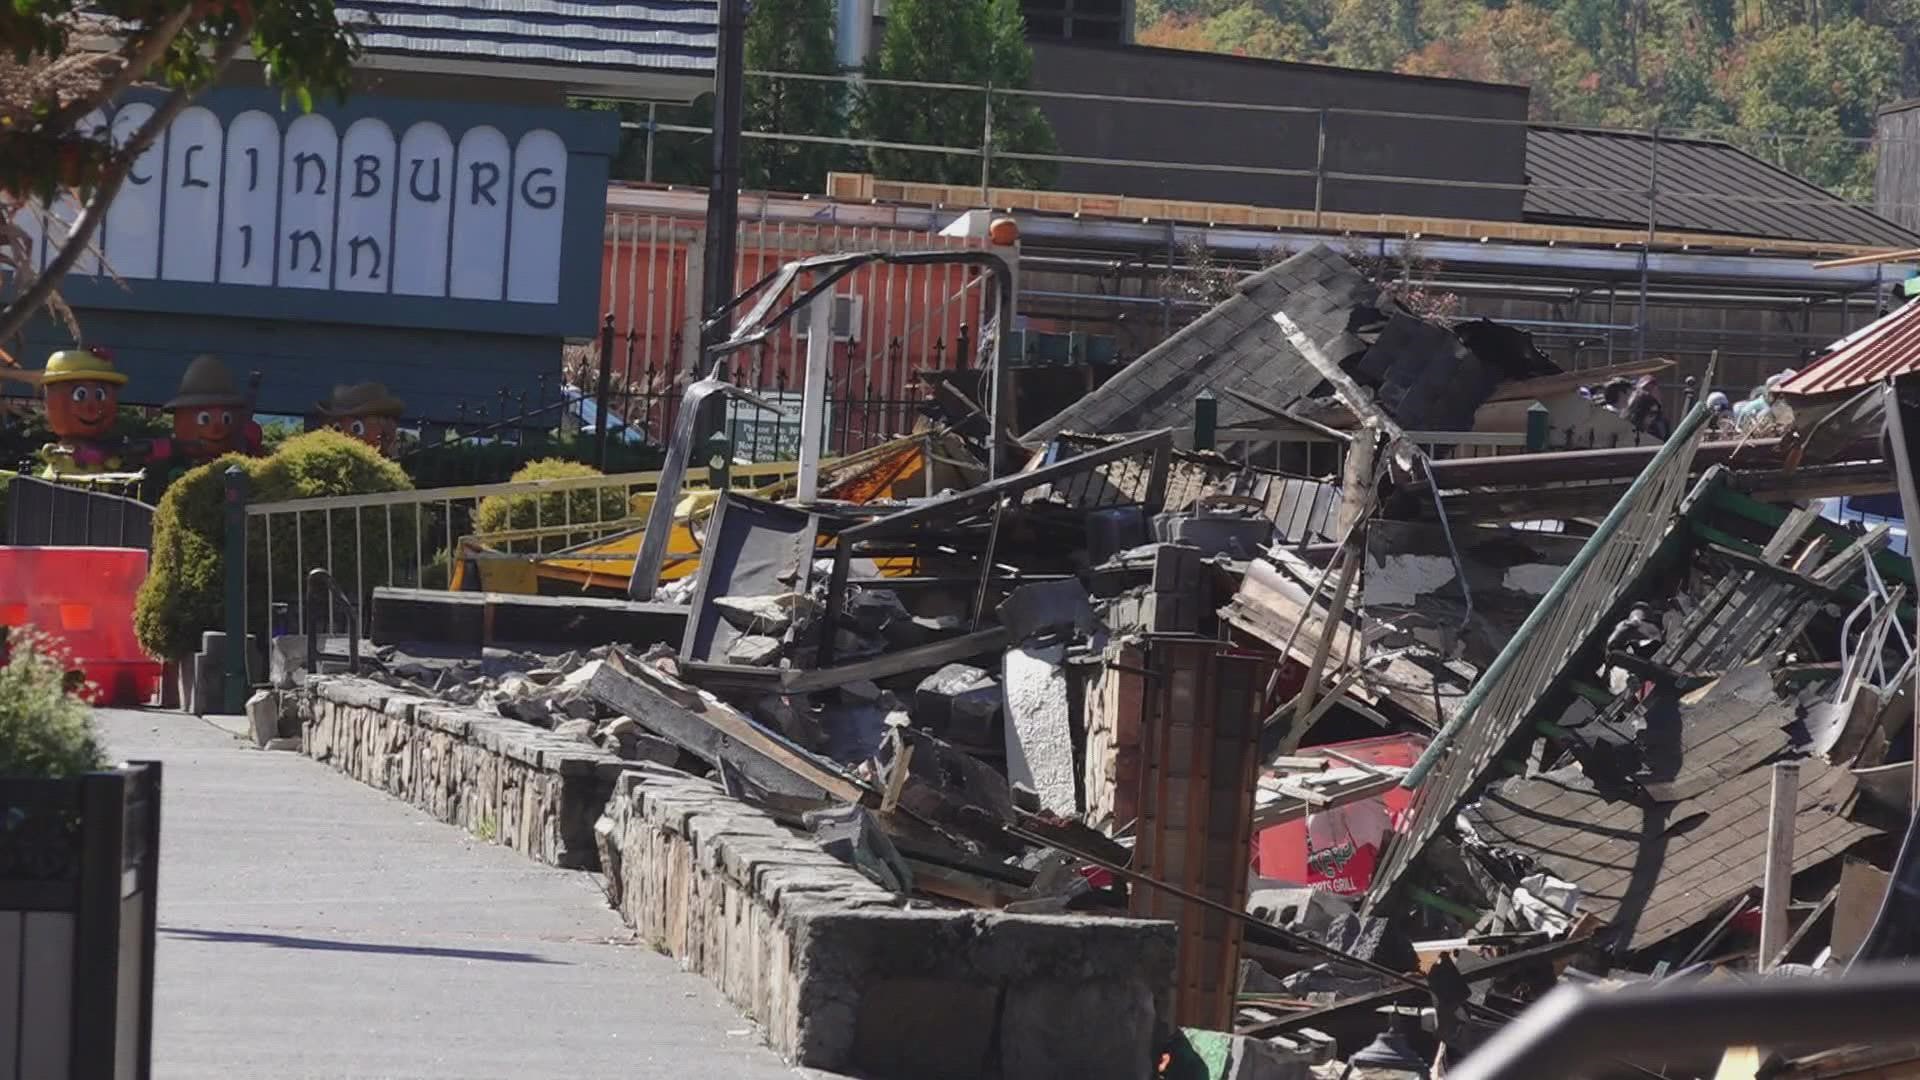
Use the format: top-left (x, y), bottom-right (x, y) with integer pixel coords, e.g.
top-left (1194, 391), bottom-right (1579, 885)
top-left (1464, 665), bottom-right (1878, 951)
top-left (1526, 126), bottom-right (1920, 249)
top-left (1777, 299), bottom-right (1920, 398)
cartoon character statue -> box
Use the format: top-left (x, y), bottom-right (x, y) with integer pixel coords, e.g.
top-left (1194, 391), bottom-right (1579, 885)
top-left (316, 382), bottom-right (404, 456)
top-left (164, 354), bottom-right (263, 463)
top-left (37, 347), bottom-right (156, 476)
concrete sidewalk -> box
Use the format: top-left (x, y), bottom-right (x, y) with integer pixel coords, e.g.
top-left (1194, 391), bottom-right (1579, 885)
top-left (96, 709), bottom-right (806, 1080)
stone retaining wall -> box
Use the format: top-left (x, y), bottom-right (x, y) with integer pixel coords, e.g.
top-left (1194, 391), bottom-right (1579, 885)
top-left (303, 676), bottom-right (1179, 1079)
top-left (596, 766), bottom-right (1179, 1079)
top-left (302, 678), bottom-right (622, 869)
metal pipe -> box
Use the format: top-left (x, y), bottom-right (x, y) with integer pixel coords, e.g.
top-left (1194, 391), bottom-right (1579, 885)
top-left (834, 0), bottom-right (871, 73)
top-left (1403, 397), bottom-right (1715, 789)
top-left (699, 0), bottom-right (748, 386)
top-left (1450, 965), bottom-right (1920, 1080)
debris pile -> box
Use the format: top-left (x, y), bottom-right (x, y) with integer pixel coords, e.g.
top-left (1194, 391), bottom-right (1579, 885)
top-left (349, 245), bottom-right (1920, 1077)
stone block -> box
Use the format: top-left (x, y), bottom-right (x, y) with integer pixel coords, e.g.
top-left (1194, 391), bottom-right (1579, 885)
top-left (996, 579), bottom-right (1097, 640)
top-left (726, 634), bottom-right (784, 667)
top-left (245, 690), bottom-right (278, 748)
top-left (913, 663), bottom-right (1001, 745)
top-left (1151, 512), bottom-right (1274, 560)
top-left (1290, 1029), bottom-right (1336, 1066)
top-left (269, 634), bottom-right (308, 689)
top-left (850, 978), bottom-right (999, 1080)
top-left (999, 978), bottom-right (1157, 1080)
top-left (1003, 643), bottom-right (1076, 815)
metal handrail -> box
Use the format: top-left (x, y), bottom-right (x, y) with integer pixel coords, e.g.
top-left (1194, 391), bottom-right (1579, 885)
top-left (243, 457), bottom-right (817, 516)
top-left (1450, 964), bottom-right (1920, 1080)
top-left (304, 568), bottom-right (360, 675)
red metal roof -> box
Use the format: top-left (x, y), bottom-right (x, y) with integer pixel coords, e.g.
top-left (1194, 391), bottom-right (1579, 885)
top-left (1778, 299), bottom-right (1920, 397)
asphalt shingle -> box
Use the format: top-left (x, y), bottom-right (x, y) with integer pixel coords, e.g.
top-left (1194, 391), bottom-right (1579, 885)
top-left (1525, 125), bottom-right (1919, 248)
top-left (337, 0), bottom-right (719, 77)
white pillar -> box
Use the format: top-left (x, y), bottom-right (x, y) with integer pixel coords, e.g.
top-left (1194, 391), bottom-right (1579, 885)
top-left (796, 289), bottom-right (833, 502)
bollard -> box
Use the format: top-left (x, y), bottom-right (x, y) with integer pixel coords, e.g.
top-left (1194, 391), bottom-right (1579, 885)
top-left (221, 465), bottom-right (249, 714)
top-left (704, 430), bottom-right (733, 491)
top-left (1193, 389), bottom-right (1217, 452)
top-left (1525, 400), bottom-right (1550, 452)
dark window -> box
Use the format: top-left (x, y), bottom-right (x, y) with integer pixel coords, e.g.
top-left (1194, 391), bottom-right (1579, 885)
top-left (1020, 0), bottom-right (1130, 42)
top-left (1026, 13), bottom-right (1066, 36)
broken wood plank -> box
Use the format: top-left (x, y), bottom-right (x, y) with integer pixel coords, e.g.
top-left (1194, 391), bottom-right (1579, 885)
top-left (1759, 762), bottom-right (1802, 972)
top-left (1251, 773), bottom-right (1401, 829)
top-left (780, 628), bottom-right (1009, 693)
top-left (1237, 932), bottom-right (1595, 1037)
top-left (587, 656), bottom-right (870, 804)
top-left (903, 858), bottom-right (1025, 907)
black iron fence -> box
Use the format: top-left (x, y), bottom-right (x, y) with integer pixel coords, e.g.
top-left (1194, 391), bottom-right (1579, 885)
top-left (402, 351), bottom-right (936, 487)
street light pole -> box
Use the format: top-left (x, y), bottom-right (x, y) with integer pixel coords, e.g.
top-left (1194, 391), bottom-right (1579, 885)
top-left (697, 0), bottom-right (749, 436)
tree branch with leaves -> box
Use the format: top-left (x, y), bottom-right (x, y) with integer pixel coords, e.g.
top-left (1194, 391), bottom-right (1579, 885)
top-left (1, 0), bottom-right (359, 349)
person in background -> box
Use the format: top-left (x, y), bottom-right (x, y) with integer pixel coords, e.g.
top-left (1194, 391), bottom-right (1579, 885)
top-left (1601, 376), bottom-right (1634, 414)
top-left (1626, 375), bottom-right (1670, 438)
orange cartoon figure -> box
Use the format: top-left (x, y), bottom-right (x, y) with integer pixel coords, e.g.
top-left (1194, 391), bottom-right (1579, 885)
top-left (37, 347), bottom-right (149, 475)
top-left (316, 382), bottom-right (404, 456)
top-left (165, 354), bottom-right (262, 462)
top-left (43, 347), bottom-right (123, 441)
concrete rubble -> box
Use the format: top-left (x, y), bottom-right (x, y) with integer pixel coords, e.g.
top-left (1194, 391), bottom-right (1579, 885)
top-left (301, 247), bottom-right (1920, 1078)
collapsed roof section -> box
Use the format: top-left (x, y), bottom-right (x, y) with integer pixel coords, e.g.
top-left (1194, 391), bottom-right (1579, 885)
top-left (1020, 244), bottom-right (1560, 448)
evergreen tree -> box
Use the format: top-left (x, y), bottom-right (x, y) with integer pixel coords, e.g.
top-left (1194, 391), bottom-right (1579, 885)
top-left (858, 0), bottom-right (1058, 188)
top-left (602, 0), bottom-right (845, 192)
top-left (741, 0), bottom-right (848, 192)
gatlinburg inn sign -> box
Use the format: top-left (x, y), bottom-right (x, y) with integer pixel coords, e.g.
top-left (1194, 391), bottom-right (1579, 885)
top-left (11, 90), bottom-right (615, 338)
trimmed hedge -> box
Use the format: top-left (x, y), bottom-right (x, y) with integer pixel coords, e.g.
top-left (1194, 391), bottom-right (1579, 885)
top-left (474, 459), bottom-right (633, 554)
top-left (136, 431), bottom-right (416, 661)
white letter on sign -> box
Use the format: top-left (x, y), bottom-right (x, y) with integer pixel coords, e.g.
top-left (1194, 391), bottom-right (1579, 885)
top-left (449, 125), bottom-right (509, 301)
top-left (506, 129), bottom-right (566, 305)
top-left (161, 106), bottom-right (223, 282)
top-left (219, 110), bottom-right (281, 286)
top-left (335, 117), bottom-right (397, 293)
top-left (392, 121), bottom-right (454, 298)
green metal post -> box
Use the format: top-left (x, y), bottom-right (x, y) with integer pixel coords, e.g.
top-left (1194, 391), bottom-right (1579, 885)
top-left (1193, 389), bottom-right (1217, 452)
top-left (1525, 400), bottom-right (1550, 452)
top-left (1402, 398), bottom-right (1713, 790)
top-left (222, 465), bottom-right (249, 713)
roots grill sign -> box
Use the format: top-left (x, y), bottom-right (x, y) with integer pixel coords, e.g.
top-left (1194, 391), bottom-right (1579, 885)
top-left (15, 103), bottom-right (572, 307)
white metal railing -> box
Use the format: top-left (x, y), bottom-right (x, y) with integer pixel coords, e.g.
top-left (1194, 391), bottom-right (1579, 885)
top-left (241, 459), bottom-right (814, 641)
top-left (1215, 427), bottom-right (1530, 465)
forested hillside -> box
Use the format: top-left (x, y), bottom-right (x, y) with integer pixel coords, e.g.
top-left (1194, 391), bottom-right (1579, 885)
top-left (1136, 1), bottom-right (1916, 198)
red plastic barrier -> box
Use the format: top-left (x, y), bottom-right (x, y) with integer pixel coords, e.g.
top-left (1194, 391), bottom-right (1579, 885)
top-left (0, 546), bottom-right (160, 706)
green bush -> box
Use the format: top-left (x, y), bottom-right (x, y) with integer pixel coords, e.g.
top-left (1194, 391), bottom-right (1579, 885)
top-left (474, 459), bottom-right (632, 554)
top-left (136, 431), bottom-right (417, 660)
top-left (0, 628), bottom-right (107, 778)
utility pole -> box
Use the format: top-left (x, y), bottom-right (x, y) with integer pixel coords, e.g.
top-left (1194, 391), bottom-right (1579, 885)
top-left (697, 0), bottom-right (749, 437)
